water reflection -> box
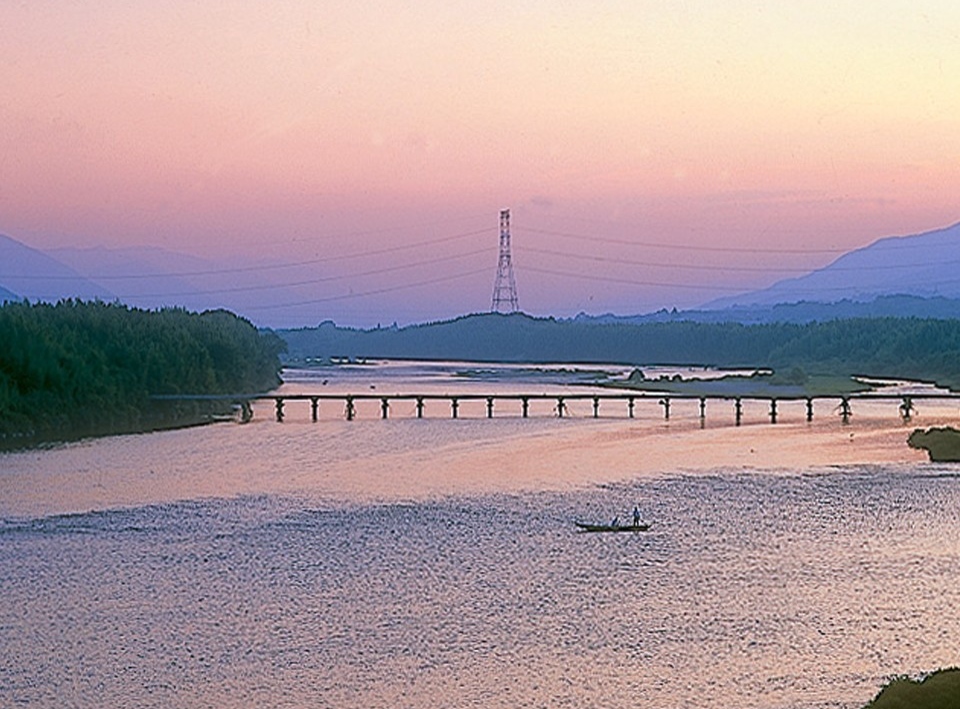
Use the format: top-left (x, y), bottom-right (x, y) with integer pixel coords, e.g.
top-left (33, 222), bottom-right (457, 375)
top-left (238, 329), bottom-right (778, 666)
top-left (2, 469), bottom-right (958, 708)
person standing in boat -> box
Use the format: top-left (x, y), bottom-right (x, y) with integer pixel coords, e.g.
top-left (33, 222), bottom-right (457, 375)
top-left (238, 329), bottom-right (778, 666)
top-left (632, 505), bottom-right (641, 527)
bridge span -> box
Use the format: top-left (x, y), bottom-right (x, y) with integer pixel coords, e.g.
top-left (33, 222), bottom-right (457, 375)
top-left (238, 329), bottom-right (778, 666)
top-left (155, 392), bottom-right (958, 426)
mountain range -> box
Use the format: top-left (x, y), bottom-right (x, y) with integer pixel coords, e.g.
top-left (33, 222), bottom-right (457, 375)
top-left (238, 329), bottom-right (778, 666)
top-left (703, 221), bottom-right (960, 308)
top-left (0, 234), bottom-right (115, 303)
top-left (0, 235), bottom-right (319, 325)
top-left (2, 221), bottom-right (960, 325)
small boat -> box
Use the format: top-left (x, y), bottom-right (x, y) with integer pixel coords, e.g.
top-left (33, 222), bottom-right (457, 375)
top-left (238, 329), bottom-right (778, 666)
top-left (575, 521), bottom-right (651, 533)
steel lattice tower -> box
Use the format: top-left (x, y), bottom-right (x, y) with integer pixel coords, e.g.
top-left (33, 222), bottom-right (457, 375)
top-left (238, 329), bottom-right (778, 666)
top-left (491, 208), bottom-right (519, 313)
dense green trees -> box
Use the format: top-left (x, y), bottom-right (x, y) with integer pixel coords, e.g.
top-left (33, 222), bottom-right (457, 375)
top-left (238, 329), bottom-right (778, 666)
top-left (281, 313), bottom-right (960, 390)
top-left (0, 300), bottom-right (284, 444)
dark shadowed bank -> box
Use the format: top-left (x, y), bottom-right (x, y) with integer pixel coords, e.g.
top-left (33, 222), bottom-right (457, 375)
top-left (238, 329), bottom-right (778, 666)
top-left (865, 668), bottom-right (960, 708)
top-left (0, 300), bottom-right (285, 448)
top-left (280, 312), bottom-right (960, 391)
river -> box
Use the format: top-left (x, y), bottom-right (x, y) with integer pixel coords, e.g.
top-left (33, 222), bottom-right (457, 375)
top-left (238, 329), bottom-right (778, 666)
top-left (1, 361), bottom-right (958, 708)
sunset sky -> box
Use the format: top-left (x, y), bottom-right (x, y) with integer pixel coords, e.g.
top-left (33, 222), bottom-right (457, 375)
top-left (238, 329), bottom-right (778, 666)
top-left (3, 1), bottom-right (960, 326)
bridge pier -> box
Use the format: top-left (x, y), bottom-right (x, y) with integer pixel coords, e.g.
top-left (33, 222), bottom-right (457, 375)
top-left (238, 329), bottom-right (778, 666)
top-left (899, 396), bottom-right (915, 422)
top-left (659, 397), bottom-right (671, 420)
top-left (275, 397), bottom-right (285, 423)
top-left (838, 397), bottom-right (851, 425)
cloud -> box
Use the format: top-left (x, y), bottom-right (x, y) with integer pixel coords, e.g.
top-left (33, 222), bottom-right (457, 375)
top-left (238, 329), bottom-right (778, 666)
top-left (527, 195), bottom-right (555, 209)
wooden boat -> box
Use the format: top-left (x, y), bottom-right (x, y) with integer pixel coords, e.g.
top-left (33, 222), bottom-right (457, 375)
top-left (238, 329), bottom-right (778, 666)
top-left (575, 521), bottom-right (651, 533)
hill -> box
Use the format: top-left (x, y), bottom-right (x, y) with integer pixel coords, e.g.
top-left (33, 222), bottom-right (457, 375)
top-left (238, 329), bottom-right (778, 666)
top-left (3, 234), bottom-right (352, 328)
top-left (703, 221), bottom-right (960, 309)
top-left (575, 295), bottom-right (960, 325)
top-left (48, 245), bottom-right (227, 313)
top-left (0, 284), bottom-right (19, 303)
top-left (0, 233), bottom-right (115, 302)
top-left (279, 312), bottom-right (960, 390)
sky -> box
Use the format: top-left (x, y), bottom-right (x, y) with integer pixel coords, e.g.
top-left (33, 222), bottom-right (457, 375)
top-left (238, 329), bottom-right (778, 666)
top-left (2, 1), bottom-right (960, 327)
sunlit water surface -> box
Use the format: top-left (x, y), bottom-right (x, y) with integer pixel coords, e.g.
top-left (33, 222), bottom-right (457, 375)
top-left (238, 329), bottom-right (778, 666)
top-left (1, 363), bottom-right (958, 708)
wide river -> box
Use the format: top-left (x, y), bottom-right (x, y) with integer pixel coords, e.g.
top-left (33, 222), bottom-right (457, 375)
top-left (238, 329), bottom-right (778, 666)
top-left (1, 361), bottom-right (958, 708)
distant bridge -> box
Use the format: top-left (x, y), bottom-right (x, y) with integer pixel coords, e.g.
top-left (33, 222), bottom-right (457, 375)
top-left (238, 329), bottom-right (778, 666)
top-left (152, 392), bottom-right (959, 426)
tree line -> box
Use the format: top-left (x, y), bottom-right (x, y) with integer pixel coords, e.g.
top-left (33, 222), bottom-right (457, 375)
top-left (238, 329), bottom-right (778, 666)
top-left (281, 312), bottom-right (960, 389)
top-left (0, 300), bottom-right (285, 445)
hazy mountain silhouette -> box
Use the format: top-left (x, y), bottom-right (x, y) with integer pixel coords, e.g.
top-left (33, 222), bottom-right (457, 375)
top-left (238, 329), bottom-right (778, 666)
top-left (0, 284), bottom-right (19, 303)
top-left (46, 243), bottom-right (327, 326)
top-left (0, 234), bottom-right (326, 324)
top-left (5, 219), bottom-right (960, 327)
top-left (574, 295), bottom-right (960, 325)
top-left (48, 246), bottom-right (225, 313)
top-left (702, 221), bottom-right (960, 309)
top-left (0, 234), bottom-right (115, 302)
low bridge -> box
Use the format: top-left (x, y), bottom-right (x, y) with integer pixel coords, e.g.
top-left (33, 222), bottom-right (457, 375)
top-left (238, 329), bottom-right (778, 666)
top-left (153, 392), bottom-right (957, 426)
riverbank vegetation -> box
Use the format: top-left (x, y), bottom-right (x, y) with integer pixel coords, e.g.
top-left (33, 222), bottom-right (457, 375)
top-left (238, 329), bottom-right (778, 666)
top-left (0, 300), bottom-right (284, 446)
top-left (616, 369), bottom-right (872, 398)
top-left (281, 313), bottom-right (960, 393)
top-left (864, 668), bottom-right (960, 708)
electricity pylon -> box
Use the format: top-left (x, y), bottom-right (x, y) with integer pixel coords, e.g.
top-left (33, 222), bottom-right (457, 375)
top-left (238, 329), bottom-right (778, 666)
top-left (491, 208), bottom-right (519, 313)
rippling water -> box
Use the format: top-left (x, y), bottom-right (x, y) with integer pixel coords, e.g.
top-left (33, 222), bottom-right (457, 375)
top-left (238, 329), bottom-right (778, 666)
top-left (1, 363), bottom-right (959, 708)
top-left (2, 471), bottom-right (959, 708)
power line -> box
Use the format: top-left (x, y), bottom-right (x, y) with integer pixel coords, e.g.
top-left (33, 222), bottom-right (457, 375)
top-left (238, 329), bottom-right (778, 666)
top-left (0, 227), bottom-right (494, 281)
top-left (515, 245), bottom-right (960, 274)
top-left (523, 226), bottom-right (854, 254)
top-left (110, 248), bottom-right (491, 299)
top-left (522, 265), bottom-right (748, 292)
top-left (524, 263), bottom-right (960, 294)
top-left (246, 267), bottom-right (490, 310)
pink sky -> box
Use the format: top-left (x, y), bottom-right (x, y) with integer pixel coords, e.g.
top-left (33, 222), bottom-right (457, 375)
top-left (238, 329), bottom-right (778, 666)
top-left (3, 1), bottom-right (960, 326)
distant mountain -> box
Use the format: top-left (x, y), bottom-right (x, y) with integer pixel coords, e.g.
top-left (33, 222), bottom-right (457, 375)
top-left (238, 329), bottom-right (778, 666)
top-left (0, 284), bottom-right (20, 303)
top-left (0, 234), bottom-right (115, 302)
top-left (574, 295), bottom-right (960, 325)
top-left (7, 219), bottom-right (960, 328)
top-left (702, 221), bottom-right (960, 309)
top-left (0, 234), bottom-right (324, 326)
top-left (48, 246), bottom-right (225, 313)
top-left (46, 243), bottom-right (332, 328)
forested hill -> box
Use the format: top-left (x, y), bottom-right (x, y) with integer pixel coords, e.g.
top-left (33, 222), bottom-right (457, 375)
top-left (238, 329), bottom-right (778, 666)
top-left (281, 313), bottom-right (960, 389)
top-left (1, 301), bottom-right (285, 445)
